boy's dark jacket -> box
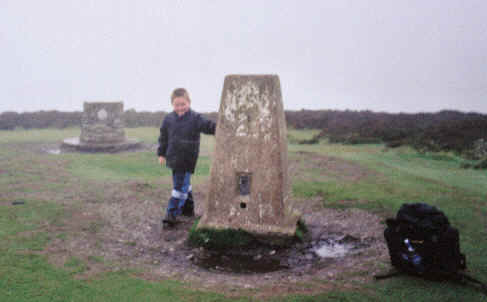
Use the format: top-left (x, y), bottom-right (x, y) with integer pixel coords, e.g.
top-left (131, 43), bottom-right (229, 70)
top-left (157, 109), bottom-right (216, 173)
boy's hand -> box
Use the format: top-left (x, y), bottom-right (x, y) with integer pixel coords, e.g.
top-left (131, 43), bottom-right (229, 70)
top-left (158, 156), bottom-right (165, 166)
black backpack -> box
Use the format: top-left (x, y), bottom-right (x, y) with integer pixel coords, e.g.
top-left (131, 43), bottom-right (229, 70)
top-left (378, 203), bottom-right (486, 293)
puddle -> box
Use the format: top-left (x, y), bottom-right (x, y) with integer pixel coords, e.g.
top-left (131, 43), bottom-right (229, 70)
top-left (195, 251), bottom-right (288, 274)
top-left (314, 234), bottom-right (367, 258)
top-left (192, 233), bottom-right (370, 274)
top-left (38, 144), bottom-right (63, 155)
top-left (47, 149), bottom-right (61, 155)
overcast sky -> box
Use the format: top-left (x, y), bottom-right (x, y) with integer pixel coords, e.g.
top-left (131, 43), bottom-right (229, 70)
top-left (1, 0), bottom-right (486, 114)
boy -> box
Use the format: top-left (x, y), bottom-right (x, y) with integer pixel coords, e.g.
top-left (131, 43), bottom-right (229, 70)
top-left (157, 88), bottom-right (216, 229)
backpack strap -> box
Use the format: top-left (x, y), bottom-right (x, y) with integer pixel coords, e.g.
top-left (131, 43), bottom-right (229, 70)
top-left (374, 270), bottom-right (487, 295)
top-left (457, 272), bottom-right (487, 295)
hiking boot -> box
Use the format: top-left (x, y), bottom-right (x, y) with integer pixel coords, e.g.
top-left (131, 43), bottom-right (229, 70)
top-left (182, 193), bottom-right (195, 217)
top-left (182, 204), bottom-right (194, 217)
top-left (162, 213), bottom-right (177, 229)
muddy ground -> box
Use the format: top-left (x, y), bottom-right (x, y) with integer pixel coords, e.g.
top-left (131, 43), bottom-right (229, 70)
top-left (4, 143), bottom-right (391, 298)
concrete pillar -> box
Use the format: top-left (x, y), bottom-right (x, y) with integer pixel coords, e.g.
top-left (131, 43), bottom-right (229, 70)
top-left (198, 75), bottom-right (299, 239)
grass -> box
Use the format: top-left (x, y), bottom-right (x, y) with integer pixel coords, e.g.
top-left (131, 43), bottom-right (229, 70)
top-left (63, 151), bottom-right (211, 186)
top-left (287, 128), bottom-right (321, 144)
top-left (289, 139), bottom-right (487, 300)
top-left (0, 127), bottom-right (81, 144)
top-left (0, 252), bottom-right (247, 302)
top-left (0, 199), bottom-right (63, 242)
top-left (64, 256), bottom-right (89, 275)
top-left (1, 127), bottom-right (486, 301)
top-left (62, 130), bottom-right (212, 183)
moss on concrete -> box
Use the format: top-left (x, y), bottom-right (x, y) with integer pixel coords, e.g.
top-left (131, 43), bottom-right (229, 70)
top-left (188, 219), bottom-right (255, 250)
top-left (295, 219), bottom-right (309, 242)
top-left (189, 218), bottom-right (306, 249)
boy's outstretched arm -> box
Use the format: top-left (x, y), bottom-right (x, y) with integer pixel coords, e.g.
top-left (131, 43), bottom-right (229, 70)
top-left (197, 114), bottom-right (216, 135)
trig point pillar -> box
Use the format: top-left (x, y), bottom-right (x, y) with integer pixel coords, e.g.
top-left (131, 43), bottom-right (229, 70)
top-left (198, 75), bottom-right (299, 239)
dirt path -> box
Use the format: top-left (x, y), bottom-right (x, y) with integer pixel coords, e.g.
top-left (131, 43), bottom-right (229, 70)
top-left (41, 190), bottom-right (388, 296)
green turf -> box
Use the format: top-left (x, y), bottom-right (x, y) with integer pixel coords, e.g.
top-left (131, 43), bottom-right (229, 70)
top-left (287, 128), bottom-right (321, 144)
top-left (64, 151), bottom-right (210, 181)
top-left (0, 127), bottom-right (81, 143)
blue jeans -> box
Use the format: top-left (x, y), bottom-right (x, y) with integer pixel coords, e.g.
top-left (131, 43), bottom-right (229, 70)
top-left (166, 171), bottom-right (192, 217)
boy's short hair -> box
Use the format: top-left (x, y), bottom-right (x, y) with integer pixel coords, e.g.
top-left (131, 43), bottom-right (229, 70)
top-left (171, 88), bottom-right (191, 103)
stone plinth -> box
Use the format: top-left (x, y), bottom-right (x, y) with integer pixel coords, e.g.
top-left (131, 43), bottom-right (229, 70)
top-left (61, 102), bottom-right (141, 153)
top-left (197, 75), bottom-right (299, 240)
top-left (80, 102), bottom-right (125, 144)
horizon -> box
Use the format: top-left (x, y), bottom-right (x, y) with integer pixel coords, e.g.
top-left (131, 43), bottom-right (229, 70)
top-left (1, 107), bottom-right (486, 116)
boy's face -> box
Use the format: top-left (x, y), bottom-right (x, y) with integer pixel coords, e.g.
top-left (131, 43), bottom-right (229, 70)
top-left (172, 97), bottom-right (190, 116)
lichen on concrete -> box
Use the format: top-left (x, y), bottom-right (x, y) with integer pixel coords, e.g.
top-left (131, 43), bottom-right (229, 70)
top-left (198, 75), bottom-right (300, 242)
